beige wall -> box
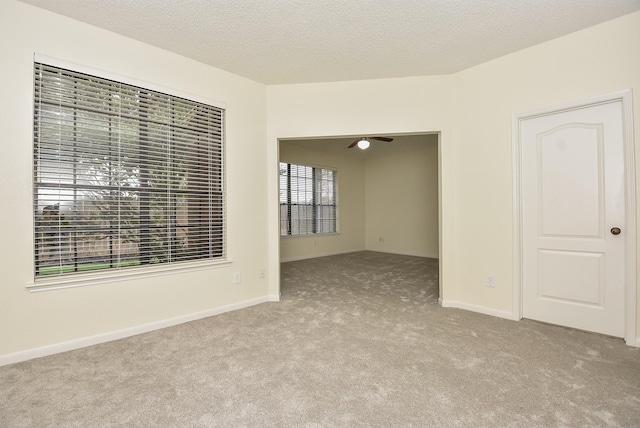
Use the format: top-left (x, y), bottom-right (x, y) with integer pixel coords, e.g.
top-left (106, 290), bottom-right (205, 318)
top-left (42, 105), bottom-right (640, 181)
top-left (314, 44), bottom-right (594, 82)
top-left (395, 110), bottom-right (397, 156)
top-left (365, 136), bottom-right (439, 258)
top-left (0, 1), bottom-right (270, 359)
top-left (278, 141), bottom-right (366, 261)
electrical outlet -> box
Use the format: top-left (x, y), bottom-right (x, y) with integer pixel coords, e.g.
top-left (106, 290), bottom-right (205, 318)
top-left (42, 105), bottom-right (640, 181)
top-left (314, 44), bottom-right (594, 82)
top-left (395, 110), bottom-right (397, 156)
top-left (233, 272), bottom-right (242, 284)
top-left (486, 274), bottom-right (495, 288)
top-left (259, 269), bottom-right (265, 279)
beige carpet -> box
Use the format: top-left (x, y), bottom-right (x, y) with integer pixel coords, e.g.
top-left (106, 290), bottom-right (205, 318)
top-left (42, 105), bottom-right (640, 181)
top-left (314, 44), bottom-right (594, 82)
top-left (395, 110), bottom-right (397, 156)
top-left (1, 251), bottom-right (639, 427)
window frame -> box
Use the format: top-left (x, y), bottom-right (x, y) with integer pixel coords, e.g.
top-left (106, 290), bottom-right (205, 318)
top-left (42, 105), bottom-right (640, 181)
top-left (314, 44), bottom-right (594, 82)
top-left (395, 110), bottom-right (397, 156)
top-left (29, 55), bottom-right (229, 291)
top-left (279, 161), bottom-right (338, 237)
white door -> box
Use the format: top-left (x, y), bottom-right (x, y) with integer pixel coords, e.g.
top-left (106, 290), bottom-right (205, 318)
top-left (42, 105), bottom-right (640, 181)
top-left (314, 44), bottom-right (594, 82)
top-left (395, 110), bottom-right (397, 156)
top-left (520, 99), bottom-right (627, 337)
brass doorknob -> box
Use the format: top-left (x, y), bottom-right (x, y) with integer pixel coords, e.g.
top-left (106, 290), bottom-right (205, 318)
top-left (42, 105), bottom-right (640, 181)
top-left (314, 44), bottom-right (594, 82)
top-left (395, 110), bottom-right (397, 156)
top-left (611, 227), bottom-right (621, 235)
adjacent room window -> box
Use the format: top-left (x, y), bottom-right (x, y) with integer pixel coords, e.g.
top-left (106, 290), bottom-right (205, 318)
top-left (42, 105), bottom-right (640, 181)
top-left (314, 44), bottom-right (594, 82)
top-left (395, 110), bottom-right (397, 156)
top-left (279, 162), bottom-right (336, 236)
top-left (33, 62), bottom-right (225, 279)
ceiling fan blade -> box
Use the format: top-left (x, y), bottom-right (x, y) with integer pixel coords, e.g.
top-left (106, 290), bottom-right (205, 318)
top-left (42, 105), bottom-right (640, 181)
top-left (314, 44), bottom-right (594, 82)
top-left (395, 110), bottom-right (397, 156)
top-left (347, 136), bottom-right (392, 148)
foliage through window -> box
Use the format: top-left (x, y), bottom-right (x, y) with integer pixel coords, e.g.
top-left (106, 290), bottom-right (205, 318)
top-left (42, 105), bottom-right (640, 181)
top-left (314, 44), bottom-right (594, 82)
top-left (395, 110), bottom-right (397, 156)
top-left (279, 162), bottom-right (336, 236)
top-left (33, 62), bottom-right (225, 278)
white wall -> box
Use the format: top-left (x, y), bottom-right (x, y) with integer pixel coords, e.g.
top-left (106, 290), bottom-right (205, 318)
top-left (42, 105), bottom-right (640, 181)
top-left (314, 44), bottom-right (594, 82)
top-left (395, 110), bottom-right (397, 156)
top-left (365, 136), bottom-right (439, 258)
top-left (279, 141), bottom-right (366, 261)
top-left (0, 1), bottom-right (270, 361)
top-left (267, 12), bottom-right (640, 339)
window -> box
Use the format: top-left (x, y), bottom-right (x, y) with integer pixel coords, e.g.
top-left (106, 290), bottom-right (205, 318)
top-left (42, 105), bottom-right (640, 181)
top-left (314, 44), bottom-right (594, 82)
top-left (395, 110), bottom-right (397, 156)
top-left (33, 61), bottom-right (224, 279)
top-left (279, 162), bottom-right (336, 236)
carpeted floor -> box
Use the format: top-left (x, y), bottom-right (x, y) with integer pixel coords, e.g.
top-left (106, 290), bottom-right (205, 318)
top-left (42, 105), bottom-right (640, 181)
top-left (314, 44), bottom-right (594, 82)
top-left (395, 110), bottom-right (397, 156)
top-left (1, 251), bottom-right (639, 427)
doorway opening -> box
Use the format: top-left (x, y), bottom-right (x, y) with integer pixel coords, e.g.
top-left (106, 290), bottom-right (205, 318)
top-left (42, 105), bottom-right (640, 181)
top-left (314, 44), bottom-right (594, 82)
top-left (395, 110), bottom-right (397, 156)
top-left (276, 132), bottom-right (441, 300)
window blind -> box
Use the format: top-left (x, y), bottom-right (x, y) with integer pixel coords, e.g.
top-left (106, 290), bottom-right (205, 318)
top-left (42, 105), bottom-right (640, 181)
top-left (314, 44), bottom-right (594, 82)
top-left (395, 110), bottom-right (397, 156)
top-left (33, 62), bottom-right (225, 278)
top-left (279, 162), bottom-right (336, 236)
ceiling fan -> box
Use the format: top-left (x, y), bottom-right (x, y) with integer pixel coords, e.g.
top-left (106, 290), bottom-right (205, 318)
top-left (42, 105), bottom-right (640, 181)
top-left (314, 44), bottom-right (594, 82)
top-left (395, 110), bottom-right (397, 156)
top-left (348, 136), bottom-right (394, 149)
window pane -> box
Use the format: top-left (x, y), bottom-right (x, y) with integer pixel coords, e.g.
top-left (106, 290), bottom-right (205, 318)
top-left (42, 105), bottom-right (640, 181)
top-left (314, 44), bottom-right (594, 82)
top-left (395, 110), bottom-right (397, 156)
top-left (279, 162), bottom-right (336, 236)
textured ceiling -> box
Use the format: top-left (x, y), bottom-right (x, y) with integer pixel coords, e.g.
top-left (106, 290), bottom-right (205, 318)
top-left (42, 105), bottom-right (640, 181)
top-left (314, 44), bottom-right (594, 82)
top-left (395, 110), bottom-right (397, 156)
top-left (19, 0), bottom-right (640, 84)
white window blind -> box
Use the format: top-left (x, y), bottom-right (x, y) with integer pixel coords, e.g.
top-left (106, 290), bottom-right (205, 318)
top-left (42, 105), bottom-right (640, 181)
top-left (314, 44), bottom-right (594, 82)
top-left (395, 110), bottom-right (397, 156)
top-left (33, 62), bottom-right (225, 279)
top-left (279, 162), bottom-right (336, 236)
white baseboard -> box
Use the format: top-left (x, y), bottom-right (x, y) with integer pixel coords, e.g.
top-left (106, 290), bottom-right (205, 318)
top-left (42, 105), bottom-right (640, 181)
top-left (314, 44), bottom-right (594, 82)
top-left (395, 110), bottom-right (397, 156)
top-left (374, 249), bottom-right (439, 259)
top-left (0, 295), bottom-right (270, 367)
top-left (280, 248), bottom-right (365, 263)
top-left (439, 298), bottom-right (519, 321)
top-left (440, 300), bottom-right (639, 348)
top-left (281, 249), bottom-right (438, 263)
top-left (268, 294), bottom-right (280, 302)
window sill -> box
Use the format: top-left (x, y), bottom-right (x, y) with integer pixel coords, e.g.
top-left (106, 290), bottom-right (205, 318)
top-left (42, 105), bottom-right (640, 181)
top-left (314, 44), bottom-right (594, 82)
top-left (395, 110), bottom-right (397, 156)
top-left (27, 259), bottom-right (232, 292)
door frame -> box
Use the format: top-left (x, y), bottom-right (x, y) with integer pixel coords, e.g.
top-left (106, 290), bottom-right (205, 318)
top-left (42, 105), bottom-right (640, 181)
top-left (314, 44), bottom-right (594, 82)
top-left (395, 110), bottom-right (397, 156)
top-left (512, 90), bottom-right (637, 346)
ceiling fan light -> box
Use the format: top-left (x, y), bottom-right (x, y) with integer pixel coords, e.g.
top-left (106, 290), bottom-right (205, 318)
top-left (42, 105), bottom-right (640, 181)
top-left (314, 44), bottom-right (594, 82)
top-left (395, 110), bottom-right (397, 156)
top-left (357, 138), bottom-right (370, 150)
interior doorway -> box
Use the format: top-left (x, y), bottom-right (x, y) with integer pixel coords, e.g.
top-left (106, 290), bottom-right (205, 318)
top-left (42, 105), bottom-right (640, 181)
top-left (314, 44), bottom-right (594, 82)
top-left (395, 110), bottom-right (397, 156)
top-left (276, 133), bottom-right (441, 298)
